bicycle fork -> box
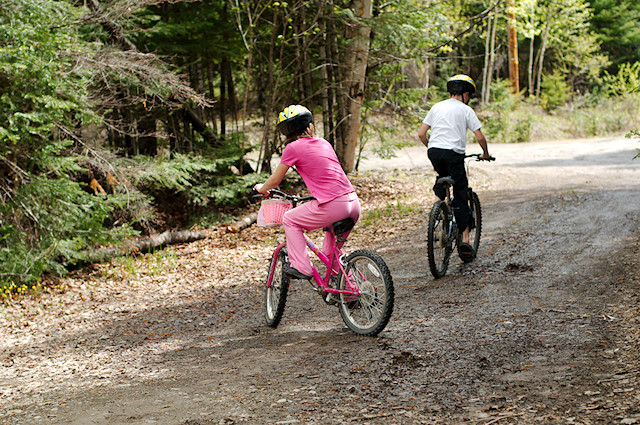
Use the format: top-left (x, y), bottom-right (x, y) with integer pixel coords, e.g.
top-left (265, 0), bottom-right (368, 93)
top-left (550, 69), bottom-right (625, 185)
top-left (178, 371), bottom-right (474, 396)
top-left (266, 242), bottom-right (288, 289)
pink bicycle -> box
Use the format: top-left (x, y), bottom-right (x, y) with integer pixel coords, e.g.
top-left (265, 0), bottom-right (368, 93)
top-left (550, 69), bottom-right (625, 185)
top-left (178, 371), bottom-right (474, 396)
top-left (257, 189), bottom-right (394, 336)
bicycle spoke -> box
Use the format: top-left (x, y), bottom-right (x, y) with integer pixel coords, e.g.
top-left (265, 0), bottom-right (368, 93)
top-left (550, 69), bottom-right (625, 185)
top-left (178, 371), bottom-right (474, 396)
top-left (338, 250), bottom-right (394, 336)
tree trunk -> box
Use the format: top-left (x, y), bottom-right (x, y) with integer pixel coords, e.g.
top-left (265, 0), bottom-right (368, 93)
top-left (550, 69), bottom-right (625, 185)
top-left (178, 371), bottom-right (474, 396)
top-left (240, 34), bottom-right (254, 176)
top-left (536, 21), bottom-right (550, 98)
top-left (424, 56), bottom-right (430, 90)
top-left (205, 56), bottom-right (219, 136)
top-left (486, 13), bottom-right (498, 102)
top-left (528, 34), bottom-right (535, 97)
top-left (336, 0), bottom-right (372, 174)
top-left (183, 104), bottom-right (217, 146)
top-left (482, 13), bottom-right (492, 103)
top-left (258, 6), bottom-right (281, 174)
top-left (87, 230), bottom-right (207, 264)
top-left (328, 10), bottom-right (344, 148)
top-left (506, 0), bottom-right (520, 93)
top-left (220, 58), bottom-right (228, 138)
top-left (226, 212), bottom-right (258, 233)
top-left (319, 9), bottom-right (335, 145)
top-left (137, 114), bottom-right (157, 156)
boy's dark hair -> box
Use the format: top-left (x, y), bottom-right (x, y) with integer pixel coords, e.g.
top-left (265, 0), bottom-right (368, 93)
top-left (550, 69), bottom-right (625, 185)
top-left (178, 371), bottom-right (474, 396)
top-left (447, 80), bottom-right (475, 95)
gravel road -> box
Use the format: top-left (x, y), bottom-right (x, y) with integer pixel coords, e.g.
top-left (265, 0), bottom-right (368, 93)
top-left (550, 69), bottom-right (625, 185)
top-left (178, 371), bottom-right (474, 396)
top-left (1, 135), bottom-right (639, 425)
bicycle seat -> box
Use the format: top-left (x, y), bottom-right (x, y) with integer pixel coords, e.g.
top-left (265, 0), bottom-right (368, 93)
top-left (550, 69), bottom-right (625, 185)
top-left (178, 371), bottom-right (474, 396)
top-left (330, 218), bottom-right (355, 242)
top-left (436, 176), bottom-right (455, 186)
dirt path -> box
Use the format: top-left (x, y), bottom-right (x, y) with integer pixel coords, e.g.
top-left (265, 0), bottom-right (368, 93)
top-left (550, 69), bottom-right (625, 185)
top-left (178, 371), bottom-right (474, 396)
top-left (1, 136), bottom-right (640, 425)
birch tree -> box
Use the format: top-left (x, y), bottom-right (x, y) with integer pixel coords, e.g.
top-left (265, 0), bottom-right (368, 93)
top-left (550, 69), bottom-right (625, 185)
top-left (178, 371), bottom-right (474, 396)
top-left (335, 0), bottom-right (373, 173)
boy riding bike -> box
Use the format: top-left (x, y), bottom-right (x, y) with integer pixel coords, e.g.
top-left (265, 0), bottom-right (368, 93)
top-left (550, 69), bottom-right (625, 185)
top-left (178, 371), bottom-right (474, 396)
top-left (416, 74), bottom-right (491, 262)
top-left (254, 105), bottom-right (360, 280)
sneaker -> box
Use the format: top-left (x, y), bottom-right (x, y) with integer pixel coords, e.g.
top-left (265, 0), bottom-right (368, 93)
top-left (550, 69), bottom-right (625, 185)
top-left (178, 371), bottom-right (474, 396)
top-left (458, 242), bottom-right (476, 263)
top-left (283, 263), bottom-right (312, 280)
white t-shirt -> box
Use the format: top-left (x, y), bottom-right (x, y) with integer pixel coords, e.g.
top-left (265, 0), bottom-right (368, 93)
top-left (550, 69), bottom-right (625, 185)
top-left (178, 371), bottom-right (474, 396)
top-left (422, 98), bottom-right (482, 154)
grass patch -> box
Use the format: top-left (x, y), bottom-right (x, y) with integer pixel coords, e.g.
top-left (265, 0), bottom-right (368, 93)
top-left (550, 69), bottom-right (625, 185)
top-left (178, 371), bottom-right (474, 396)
top-left (360, 199), bottom-right (416, 227)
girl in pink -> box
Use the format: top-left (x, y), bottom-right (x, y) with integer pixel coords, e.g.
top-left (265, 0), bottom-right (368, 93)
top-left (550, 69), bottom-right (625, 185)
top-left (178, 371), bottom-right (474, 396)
top-left (255, 105), bottom-right (360, 280)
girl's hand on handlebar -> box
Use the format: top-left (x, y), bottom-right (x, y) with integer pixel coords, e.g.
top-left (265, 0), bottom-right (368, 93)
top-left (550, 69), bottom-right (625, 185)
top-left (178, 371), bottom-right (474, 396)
top-left (253, 183), bottom-right (270, 196)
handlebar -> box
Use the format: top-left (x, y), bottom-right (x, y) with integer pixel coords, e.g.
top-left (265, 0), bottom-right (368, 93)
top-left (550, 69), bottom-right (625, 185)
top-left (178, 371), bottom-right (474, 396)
top-left (250, 188), bottom-right (315, 206)
top-left (465, 153), bottom-right (496, 161)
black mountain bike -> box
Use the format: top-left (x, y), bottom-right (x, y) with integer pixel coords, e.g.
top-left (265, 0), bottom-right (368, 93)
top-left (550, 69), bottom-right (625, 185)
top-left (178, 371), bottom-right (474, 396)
top-left (427, 154), bottom-right (495, 278)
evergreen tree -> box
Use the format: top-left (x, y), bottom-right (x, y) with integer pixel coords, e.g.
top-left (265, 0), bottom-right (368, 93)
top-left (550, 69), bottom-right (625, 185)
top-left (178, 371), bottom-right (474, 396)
top-left (588, 0), bottom-right (640, 69)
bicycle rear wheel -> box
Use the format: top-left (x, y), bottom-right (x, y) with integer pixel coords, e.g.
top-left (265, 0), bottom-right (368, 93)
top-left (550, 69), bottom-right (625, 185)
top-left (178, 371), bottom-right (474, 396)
top-left (467, 189), bottom-right (482, 254)
top-left (337, 250), bottom-right (394, 336)
top-left (427, 200), bottom-right (453, 278)
top-left (264, 248), bottom-right (290, 328)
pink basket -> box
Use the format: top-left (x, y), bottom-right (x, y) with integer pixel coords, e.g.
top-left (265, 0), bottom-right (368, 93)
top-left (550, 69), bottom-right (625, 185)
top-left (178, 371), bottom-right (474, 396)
top-left (258, 199), bottom-right (292, 227)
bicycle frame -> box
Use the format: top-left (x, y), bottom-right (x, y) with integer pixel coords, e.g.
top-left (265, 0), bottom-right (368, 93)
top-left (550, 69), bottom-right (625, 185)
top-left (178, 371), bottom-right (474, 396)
top-left (266, 234), bottom-right (360, 297)
top-left (441, 185), bottom-right (459, 247)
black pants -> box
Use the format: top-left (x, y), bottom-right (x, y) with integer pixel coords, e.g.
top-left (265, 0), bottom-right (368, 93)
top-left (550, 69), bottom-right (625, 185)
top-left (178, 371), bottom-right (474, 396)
top-left (428, 148), bottom-right (470, 232)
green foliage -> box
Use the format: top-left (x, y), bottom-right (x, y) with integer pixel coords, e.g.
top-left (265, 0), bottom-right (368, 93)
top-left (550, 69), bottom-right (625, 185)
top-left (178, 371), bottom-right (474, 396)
top-left (603, 62), bottom-right (640, 96)
top-left (371, 0), bottom-right (452, 60)
top-left (0, 0), bottom-right (95, 165)
top-left (625, 130), bottom-right (640, 159)
top-left (588, 0), bottom-right (640, 68)
top-left (517, 0), bottom-right (608, 93)
top-left (358, 116), bottom-right (414, 167)
top-left (133, 0), bottom-right (242, 59)
top-left (129, 151), bottom-right (266, 209)
top-left (480, 80), bottom-right (532, 143)
top-left (360, 200), bottom-right (415, 228)
top-left (0, 176), bottom-right (134, 289)
top-left (521, 93), bottom-right (640, 140)
top-left (540, 71), bottom-right (571, 111)
top-left (0, 1), bottom-right (136, 291)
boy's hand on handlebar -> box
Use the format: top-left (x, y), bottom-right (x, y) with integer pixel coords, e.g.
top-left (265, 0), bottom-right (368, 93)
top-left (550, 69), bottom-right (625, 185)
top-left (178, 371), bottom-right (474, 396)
top-left (479, 152), bottom-right (493, 161)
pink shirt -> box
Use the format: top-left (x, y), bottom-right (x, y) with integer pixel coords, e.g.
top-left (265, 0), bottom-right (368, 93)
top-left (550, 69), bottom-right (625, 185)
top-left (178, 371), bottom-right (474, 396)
top-left (280, 137), bottom-right (355, 204)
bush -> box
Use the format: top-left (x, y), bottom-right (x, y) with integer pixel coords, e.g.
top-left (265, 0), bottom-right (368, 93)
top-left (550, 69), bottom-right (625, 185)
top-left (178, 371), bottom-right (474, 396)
top-left (0, 175), bottom-right (134, 291)
top-left (628, 130), bottom-right (640, 159)
top-left (0, 1), bottom-right (118, 292)
top-left (127, 138), bottom-right (265, 211)
top-left (479, 79), bottom-right (532, 143)
top-left (603, 62), bottom-right (640, 96)
top-left (540, 71), bottom-right (571, 111)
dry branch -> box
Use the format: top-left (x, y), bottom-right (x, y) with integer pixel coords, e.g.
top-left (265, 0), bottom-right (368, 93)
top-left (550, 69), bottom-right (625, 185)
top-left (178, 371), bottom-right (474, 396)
top-left (226, 212), bottom-right (258, 233)
top-left (88, 230), bottom-right (206, 264)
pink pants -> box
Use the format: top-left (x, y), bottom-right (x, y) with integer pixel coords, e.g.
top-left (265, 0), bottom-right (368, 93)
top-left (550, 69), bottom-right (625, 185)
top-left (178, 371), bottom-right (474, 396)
top-left (282, 193), bottom-right (361, 276)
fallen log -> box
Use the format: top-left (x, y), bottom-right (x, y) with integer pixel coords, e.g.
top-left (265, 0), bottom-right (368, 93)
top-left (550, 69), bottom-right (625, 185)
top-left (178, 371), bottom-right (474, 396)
top-left (226, 212), bottom-right (258, 233)
top-left (88, 230), bottom-right (207, 264)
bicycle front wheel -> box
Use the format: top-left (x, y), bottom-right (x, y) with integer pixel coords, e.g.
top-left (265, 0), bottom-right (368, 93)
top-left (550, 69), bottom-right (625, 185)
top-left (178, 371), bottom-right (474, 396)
top-left (427, 200), bottom-right (452, 278)
top-left (467, 190), bottom-right (482, 254)
top-left (264, 248), bottom-right (290, 328)
top-left (337, 250), bottom-right (394, 336)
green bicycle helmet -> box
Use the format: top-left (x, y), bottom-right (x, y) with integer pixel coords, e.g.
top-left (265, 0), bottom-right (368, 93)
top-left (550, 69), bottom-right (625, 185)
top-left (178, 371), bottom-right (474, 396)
top-left (447, 74), bottom-right (477, 95)
top-left (276, 105), bottom-right (313, 137)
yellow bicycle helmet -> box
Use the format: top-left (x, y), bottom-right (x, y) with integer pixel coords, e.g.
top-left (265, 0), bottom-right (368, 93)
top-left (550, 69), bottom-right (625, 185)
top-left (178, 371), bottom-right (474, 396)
top-left (447, 74), bottom-right (476, 95)
top-left (276, 105), bottom-right (313, 136)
